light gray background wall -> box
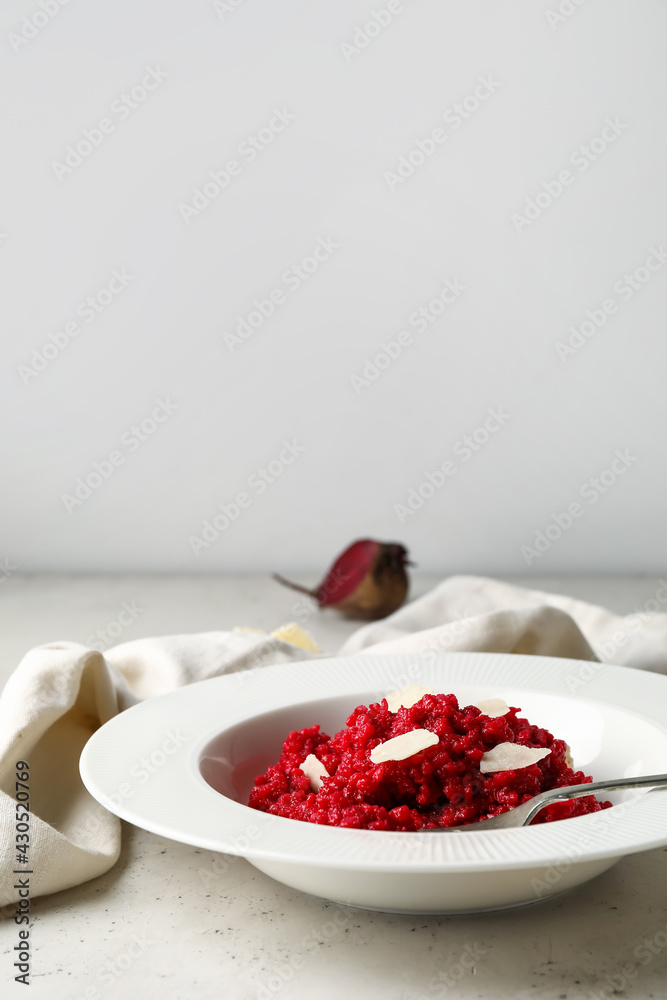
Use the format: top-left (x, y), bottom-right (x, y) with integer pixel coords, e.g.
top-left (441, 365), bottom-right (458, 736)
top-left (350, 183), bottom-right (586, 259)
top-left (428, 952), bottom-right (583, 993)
top-left (2, 0), bottom-right (665, 574)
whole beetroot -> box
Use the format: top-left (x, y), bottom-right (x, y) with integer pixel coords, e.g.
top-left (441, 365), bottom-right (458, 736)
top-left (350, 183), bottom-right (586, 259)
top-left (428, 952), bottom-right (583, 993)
top-left (273, 538), bottom-right (411, 620)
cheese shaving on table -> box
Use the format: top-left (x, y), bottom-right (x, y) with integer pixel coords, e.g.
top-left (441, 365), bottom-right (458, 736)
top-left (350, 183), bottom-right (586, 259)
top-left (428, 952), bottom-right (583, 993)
top-left (474, 697), bottom-right (510, 718)
top-left (370, 728), bottom-right (439, 763)
top-left (385, 683), bottom-right (433, 713)
top-left (479, 743), bottom-right (551, 773)
top-left (299, 754), bottom-right (329, 791)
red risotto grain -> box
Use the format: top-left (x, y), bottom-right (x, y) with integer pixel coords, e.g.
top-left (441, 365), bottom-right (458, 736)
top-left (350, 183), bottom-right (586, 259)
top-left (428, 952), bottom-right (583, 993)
top-left (248, 693), bottom-right (611, 830)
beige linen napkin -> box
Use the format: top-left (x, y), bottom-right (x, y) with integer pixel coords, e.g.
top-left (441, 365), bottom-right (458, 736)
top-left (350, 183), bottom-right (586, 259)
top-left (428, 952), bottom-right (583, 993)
top-left (0, 632), bottom-right (315, 905)
top-left (2, 575), bottom-right (667, 906)
top-left (341, 575), bottom-right (667, 672)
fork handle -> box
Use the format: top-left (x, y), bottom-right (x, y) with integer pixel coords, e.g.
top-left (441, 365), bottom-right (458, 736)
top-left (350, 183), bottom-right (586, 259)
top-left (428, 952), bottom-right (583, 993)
top-left (519, 771), bottom-right (667, 826)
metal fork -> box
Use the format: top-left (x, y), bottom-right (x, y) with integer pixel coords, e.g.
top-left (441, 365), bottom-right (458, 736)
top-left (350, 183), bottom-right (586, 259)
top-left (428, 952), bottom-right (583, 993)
top-left (421, 773), bottom-right (667, 831)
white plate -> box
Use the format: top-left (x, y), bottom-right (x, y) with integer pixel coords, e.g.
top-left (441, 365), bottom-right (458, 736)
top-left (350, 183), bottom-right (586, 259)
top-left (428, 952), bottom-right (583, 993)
top-left (79, 652), bottom-right (667, 914)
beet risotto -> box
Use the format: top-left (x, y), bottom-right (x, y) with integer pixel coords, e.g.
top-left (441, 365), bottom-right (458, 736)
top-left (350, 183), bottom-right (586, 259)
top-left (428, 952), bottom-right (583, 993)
top-left (248, 690), bottom-right (611, 830)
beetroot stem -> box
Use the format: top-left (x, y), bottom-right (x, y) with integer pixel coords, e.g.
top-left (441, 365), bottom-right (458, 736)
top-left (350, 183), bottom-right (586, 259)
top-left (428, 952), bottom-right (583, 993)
top-left (272, 574), bottom-right (319, 599)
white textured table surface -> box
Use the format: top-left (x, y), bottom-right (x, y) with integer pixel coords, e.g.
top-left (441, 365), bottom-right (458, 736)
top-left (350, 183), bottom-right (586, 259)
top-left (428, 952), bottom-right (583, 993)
top-left (2, 575), bottom-right (667, 1000)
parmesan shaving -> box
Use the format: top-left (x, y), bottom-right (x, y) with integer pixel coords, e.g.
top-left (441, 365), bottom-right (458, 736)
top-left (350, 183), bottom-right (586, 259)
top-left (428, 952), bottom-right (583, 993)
top-left (370, 728), bottom-right (439, 764)
top-left (385, 683), bottom-right (433, 713)
top-left (474, 697), bottom-right (510, 718)
top-left (479, 743), bottom-right (551, 773)
top-left (299, 754), bottom-right (329, 791)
